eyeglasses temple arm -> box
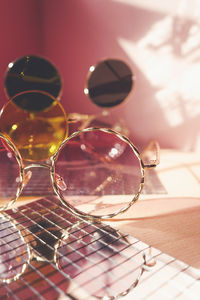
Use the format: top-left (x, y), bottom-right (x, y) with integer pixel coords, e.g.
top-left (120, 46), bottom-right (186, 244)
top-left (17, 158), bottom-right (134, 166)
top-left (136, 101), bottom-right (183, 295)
top-left (68, 111), bottom-right (109, 129)
top-left (141, 140), bottom-right (160, 169)
top-left (68, 112), bottom-right (95, 124)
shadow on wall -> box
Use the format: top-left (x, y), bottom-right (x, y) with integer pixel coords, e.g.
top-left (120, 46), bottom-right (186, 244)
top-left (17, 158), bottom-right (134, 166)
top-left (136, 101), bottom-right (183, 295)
top-left (42, 0), bottom-right (200, 152)
top-left (0, 0), bottom-right (199, 152)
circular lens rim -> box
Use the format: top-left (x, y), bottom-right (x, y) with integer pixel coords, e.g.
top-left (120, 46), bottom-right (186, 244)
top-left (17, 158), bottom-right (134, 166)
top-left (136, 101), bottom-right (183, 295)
top-left (0, 133), bottom-right (24, 211)
top-left (0, 90), bottom-right (69, 161)
top-left (9, 89), bottom-right (60, 112)
top-left (84, 58), bottom-right (135, 108)
top-left (51, 127), bottom-right (144, 220)
top-left (4, 54), bottom-right (63, 101)
top-left (0, 214), bottom-right (31, 284)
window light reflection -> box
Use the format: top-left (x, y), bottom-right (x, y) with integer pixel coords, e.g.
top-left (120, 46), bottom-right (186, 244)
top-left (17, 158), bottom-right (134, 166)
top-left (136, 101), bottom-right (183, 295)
top-left (109, 147), bottom-right (119, 158)
top-left (8, 62), bottom-right (14, 69)
top-left (89, 65), bottom-right (95, 72)
top-left (117, 1), bottom-right (200, 129)
top-left (12, 124), bottom-right (18, 131)
top-left (84, 88), bottom-right (89, 95)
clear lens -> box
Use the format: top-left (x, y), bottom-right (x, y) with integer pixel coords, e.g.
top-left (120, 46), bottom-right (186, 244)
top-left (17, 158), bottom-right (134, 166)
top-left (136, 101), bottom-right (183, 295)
top-left (0, 215), bottom-right (30, 283)
top-left (0, 135), bottom-right (23, 211)
top-left (54, 128), bottom-right (143, 218)
top-left (56, 223), bottom-right (144, 299)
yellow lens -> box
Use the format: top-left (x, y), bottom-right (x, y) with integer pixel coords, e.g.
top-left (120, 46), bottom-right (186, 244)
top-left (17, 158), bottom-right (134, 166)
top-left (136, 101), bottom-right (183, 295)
top-left (0, 91), bottom-right (68, 161)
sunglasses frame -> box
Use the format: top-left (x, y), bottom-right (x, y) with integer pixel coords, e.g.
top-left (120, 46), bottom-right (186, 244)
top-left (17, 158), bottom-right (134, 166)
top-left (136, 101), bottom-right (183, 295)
top-left (84, 58), bottom-right (135, 108)
top-left (4, 55), bottom-right (63, 101)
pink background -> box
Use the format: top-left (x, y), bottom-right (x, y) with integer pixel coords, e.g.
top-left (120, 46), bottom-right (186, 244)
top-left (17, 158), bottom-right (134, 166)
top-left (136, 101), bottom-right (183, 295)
top-left (0, 0), bottom-right (199, 152)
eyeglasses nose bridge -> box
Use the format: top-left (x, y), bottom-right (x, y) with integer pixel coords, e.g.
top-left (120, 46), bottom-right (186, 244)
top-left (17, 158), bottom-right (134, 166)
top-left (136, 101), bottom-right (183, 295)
top-left (23, 162), bottom-right (51, 187)
top-left (23, 163), bottom-right (67, 192)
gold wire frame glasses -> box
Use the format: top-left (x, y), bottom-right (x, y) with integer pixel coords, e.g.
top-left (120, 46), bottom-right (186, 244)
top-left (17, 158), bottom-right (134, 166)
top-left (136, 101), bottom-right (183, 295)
top-left (0, 127), bottom-right (159, 220)
top-left (0, 56), bottom-right (160, 299)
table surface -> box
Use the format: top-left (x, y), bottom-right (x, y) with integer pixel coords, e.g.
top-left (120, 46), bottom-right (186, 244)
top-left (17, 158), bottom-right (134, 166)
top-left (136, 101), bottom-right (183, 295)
top-left (108, 148), bottom-right (200, 269)
top-left (8, 148), bottom-right (200, 299)
top-left (14, 148), bottom-right (200, 268)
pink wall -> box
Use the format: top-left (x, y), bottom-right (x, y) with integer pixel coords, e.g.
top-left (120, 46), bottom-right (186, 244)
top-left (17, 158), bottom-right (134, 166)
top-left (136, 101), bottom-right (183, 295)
top-left (0, 0), bottom-right (199, 152)
top-left (0, 0), bottom-right (43, 106)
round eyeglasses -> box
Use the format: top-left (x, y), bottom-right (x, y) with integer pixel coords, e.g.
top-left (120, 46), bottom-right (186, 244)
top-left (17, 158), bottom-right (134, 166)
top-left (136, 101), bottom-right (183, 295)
top-left (0, 128), bottom-right (159, 220)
